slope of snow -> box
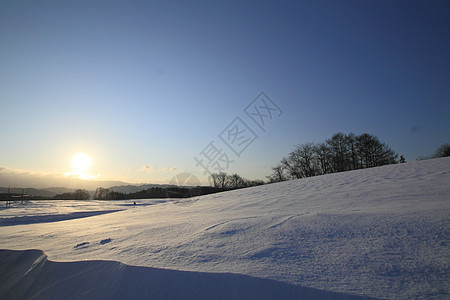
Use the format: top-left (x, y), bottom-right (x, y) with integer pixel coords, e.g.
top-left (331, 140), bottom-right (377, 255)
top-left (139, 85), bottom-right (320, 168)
top-left (0, 249), bottom-right (374, 300)
top-left (1, 158), bottom-right (449, 299)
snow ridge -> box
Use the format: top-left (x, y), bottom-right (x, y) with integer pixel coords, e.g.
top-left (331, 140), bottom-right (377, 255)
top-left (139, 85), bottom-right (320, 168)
top-left (0, 249), bottom-right (376, 300)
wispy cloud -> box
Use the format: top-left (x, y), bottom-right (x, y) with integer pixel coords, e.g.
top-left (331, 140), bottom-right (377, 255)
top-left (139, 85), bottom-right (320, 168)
top-left (0, 166), bottom-right (46, 176)
top-left (139, 165), bottom-right (179, 174)
top-left (139, 165), bottom-right (154, 173)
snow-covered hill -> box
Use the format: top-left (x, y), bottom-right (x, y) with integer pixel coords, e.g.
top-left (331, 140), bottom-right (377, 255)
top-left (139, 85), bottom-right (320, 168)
top-left (1, 158), bottom-right (449, 299)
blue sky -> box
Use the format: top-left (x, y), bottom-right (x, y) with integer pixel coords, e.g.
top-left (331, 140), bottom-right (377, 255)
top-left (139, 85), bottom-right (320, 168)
top-left (1, 1), bottom-right (449, 185)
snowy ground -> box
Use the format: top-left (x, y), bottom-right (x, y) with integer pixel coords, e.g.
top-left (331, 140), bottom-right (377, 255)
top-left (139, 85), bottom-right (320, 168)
top-left (1, 157), bottom-right (449, 299)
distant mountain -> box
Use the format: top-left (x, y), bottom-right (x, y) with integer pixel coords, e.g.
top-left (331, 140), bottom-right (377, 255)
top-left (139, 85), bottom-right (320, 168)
top-left (108, 184), bottom-right (177, 194)
top-left (0, 166), bottom-right (190, 196)
top-left (41, 187), bottom-right (76, 195)
top-left (0, 187), bottom-right (57, 198)
top-left (0, 167), bottom-right (129, 190)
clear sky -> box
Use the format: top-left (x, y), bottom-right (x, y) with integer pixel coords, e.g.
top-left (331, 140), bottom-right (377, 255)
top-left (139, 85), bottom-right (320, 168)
top-left (1, 0), bottom-right (449, 186)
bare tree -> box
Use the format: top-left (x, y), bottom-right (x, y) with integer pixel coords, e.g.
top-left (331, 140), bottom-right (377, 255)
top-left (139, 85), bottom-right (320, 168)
top-left (432, 144), bottom-right (450, 158)
top-left (267, 163), bottom-right (288, 183)
top-left (74, 189), bottom-right (90, 200)
top-left (269, 132), bottom-right (399, 182)
top-left (228, 173), bottom-right (247, 189)
top-left (327, 133), bottom-right (350, 172)
top-left (94, 188), bottom-right (110, 200)
top-left (314, 143), bottom-right (332, 175)
top-left (356, 134), bottom-right (397, 167)
top-left (209, 172), bottom-right (229, 188)
top-left (293, 143), bottom-right (321, 177)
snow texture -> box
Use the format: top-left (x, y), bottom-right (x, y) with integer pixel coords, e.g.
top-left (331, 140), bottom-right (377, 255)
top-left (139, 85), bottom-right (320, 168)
top-left (1, 157), bottom-right (449, 299)
top-left (0, 249), bottom-right (374, 300)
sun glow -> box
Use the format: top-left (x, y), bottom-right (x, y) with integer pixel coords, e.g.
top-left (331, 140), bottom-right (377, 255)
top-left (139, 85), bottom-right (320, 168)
top-left (66, 152), bottom-right (94, 179)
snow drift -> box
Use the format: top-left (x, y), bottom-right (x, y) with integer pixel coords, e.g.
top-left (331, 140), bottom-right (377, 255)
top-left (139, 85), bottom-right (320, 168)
top-left (0, 249), bottom-right (374, 299)
top-left (0, 157), bottom-right (449, 299)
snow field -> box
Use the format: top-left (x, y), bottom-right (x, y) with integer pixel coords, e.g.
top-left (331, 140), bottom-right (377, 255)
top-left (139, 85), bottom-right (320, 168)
top-left (1, 157), bottom-right (449, 299)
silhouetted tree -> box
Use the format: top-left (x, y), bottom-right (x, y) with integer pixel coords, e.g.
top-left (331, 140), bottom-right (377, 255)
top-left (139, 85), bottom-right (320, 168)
top-left (227, 173), bottom-right (247, 189)
top-left (432, 144), bottom-right (450, 158)
top-left (95, 188), bottom-right (111, 200)
top-left (54, 189), bottom-right (90, 200)
top-left (327, 133), bottom-right (351, 172)
top-left (209, 172), bottom-right (265, 189)
top-left (355, 133), bottom-right (397, 168)
top-left (74, 189), bottom-right (90, 200)
top-left (248, 179), bottom-right (265, 186)
top-left (346, 133), bottom-right (360, 170)
top-left (270, 132), bottom-right (398, 181)
top-left (209, 172), bottom-right (228, 188)
top-left (267, 164), bottom-right (289, 183)
top-left (291, 143), bottom-right (321, 178)
top-left (314, 143), bottom-right (332, 175)
top-left (280, 156), bottom-right (302, 179)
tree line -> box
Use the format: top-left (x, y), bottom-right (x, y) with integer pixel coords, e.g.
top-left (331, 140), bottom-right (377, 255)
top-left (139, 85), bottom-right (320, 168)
top-left (93, 186), bottom-right (227, 200)
top-left (267, 132), bottom-right (399, 182)
top-left (53, 189), bottom-right (90, 200)
top-left (209, 173), bottom-right (265, 189)
top-left (418, 144), bottom-right (450, 160)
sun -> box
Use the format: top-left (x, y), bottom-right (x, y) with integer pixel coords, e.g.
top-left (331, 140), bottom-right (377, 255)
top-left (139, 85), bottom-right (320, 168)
top-left (71, 152), bottom-right (92, 173)
top-left (65, 152), bottom-right (97, 180)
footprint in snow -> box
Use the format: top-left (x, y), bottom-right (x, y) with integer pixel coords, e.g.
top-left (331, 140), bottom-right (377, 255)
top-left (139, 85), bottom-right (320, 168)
top-left (100, 238), bottom-right (112, 245)
top-left (74, 242), bottom-right (90, 249)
